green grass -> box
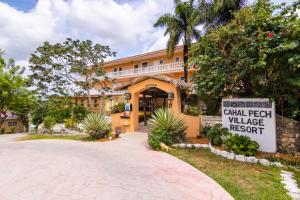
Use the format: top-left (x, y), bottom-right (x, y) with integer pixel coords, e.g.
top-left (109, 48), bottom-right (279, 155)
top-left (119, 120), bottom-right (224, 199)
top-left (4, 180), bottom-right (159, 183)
top-left (17, 134), bottom-right (96, 141)
top-left (170, 148), bottom-right (292, 200)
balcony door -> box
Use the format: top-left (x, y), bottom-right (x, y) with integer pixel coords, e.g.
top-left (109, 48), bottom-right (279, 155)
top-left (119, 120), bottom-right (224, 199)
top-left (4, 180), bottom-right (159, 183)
top-left (142, 62), bottom-right (148, 73)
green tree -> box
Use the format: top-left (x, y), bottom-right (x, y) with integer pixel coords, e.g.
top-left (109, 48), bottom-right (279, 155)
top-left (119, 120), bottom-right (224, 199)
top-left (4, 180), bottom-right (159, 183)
top-left (154, 0), bottom-right (202, 83)
top-left (29, 38), bottom-right (115, 111)
top-left (9, 89), bottom-right (37, 131)
top-left (191, 0), bottom-right (300, 119)
top-left (0, 51), bottom-right (29, 128)
top-left (200, 0), bottom-right (246, 27)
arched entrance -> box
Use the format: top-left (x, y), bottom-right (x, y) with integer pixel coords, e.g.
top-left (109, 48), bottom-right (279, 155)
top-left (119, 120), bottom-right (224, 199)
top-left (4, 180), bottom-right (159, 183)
top-left (139, 87), bottom-right (168, 126)
top-left (127, 77), bottom-right (181, 132)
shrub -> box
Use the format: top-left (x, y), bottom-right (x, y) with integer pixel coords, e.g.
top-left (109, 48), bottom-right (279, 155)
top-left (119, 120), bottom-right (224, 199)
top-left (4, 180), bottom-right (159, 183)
top-left (184, 106), bottom-right (200, 116)
top-left (43, 116), bottom-right (56, 130)
top-left (148, 129), bottom-right (172, 150)
top-left (148, 108), bottom-right (186, 149)
top-left (72, 105), bottom-right (88, 121)
top-left (201, 126), bottom-right (212, 136)
top-left (206, 123), bottom-right (231, 146)
top-left (0, 128), bottom-right (5, 134)
top-left (111, 103), bottom-right (125, 114)
top-left (224, 134), bottom-right (260, 156)
top-left (64, 117), bottom-right (77, 129)
top-left (82, 113), bottom-right (111, 139)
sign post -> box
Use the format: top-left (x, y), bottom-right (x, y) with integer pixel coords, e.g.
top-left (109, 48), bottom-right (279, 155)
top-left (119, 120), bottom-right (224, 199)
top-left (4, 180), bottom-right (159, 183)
top-left (222, 98), bottom-right (276, 153)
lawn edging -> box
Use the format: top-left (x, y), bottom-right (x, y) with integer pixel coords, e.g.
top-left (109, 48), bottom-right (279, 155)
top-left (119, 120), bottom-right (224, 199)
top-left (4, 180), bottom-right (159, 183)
top-left (172, 143), bottom-right (284, 167)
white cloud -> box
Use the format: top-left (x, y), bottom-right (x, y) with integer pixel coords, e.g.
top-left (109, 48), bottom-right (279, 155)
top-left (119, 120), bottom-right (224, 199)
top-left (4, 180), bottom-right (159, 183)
top-left (0, 0), bottom-right (173, 66)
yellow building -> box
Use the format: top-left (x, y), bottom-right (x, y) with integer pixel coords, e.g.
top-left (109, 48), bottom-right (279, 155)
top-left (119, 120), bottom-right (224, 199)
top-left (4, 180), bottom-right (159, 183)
top-left (1, 112), bottom-right (26, 134)
top-left (77, 46), bottom-right (200, 135)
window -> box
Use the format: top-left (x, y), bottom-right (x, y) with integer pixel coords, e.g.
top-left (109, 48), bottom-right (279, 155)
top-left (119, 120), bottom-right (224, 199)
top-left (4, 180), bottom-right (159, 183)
top-left (81, 99), bottom-right (84, 106)
top-left (114, 68), bottom-right (117, 72)
top-left (119, 67), bottom-right (122, 71)
top-left (134, 64), bottom-right (139, 73)
top-left (180, 77), bottom-right (185, 81)
top-left (159, 60), bottom-right (164, 64)
top-left (175, 57), bottom-right (180, 62)
top-left (142, 62), bottom-right (148, 68)
top-left (94, 99), bottom-right (98, 108)
top-left (8, 122), bottom-right (17, 127)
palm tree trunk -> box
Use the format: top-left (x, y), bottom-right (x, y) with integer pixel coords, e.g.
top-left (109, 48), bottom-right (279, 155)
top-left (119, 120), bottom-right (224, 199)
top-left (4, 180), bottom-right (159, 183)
top-left (183, 44), bottom-right (188, 83)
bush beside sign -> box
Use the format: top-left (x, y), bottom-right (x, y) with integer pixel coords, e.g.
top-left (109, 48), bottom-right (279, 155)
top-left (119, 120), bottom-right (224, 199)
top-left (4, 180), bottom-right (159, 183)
top-left (222, 98), bottom-right (276, 153)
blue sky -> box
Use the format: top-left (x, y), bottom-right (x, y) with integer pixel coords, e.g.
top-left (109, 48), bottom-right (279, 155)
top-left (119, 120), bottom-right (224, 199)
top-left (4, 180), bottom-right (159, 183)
top-left (0, 0), bottom-right (295, 69)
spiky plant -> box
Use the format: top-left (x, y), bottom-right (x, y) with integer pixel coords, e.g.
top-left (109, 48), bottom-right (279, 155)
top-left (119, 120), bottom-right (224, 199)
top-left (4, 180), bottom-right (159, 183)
top-left (149, 108), bottom-right (186, 144)
top-left (82, 113), bottom-right (111, 139)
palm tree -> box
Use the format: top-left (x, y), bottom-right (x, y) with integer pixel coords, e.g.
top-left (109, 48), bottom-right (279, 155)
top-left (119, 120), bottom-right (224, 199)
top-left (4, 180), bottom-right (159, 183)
top-left (154, 0), bottom-right (202, 83)
top-left (201, 0), bottom-right (247, 27)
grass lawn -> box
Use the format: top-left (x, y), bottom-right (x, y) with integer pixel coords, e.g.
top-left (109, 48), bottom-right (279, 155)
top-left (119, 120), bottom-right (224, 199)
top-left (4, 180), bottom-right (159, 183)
top-left (170, 148), bottom-right (292, 200)
top-left (17, 134), bottom-right (114, 142)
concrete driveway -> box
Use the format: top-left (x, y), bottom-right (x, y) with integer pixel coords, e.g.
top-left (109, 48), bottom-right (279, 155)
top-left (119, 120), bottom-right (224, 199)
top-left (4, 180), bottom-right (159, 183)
top-left (0, 133), bottom-right (233, 200)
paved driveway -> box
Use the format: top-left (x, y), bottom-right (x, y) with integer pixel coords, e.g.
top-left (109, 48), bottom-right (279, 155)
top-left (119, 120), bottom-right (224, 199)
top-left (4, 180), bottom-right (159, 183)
top-left (0, 133), bottom-right (233, 200)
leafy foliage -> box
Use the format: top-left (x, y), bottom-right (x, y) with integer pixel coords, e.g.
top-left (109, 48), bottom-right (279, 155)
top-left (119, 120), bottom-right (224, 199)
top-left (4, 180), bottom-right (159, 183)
top-left (43, 116), bottom-right (56, 130)
top-left (154, 0), bottom-right (202, 82)
top-left (191, 0), bottom-right (300, 120)
top-left (223, 134), bottom-right (260, 156)
top-left (148, 108), bottom-right (186, 149)
top-left (111, 103), bottom-right (125, 114)
top-left (184, 105), bottom-right (200, 116)
top-left (206, 124), bottom-right (231, 145)
top-left (82, 113), bottom-right (111, 139)
top-left (201, 125), bottom-right (212, 136)
top-left (148, 129), bottom-right (172, 150)
top-left (64, 117), bottom-right (77, 129)
top-left (199, 0), bottom-right (246, 27)
top-left (29, 38), bottom-right (115, 110)
top-left (31, 99), bottom-right (88, 126)
top-left (0, 50), bottom-right (33, 128)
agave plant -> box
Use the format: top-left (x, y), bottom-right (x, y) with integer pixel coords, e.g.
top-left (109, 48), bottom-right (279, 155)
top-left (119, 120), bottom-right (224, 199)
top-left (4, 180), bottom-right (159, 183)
top-left (82, 113), bottom-right (111, 139)
top-left (149, 108), bottom-right (186, 144)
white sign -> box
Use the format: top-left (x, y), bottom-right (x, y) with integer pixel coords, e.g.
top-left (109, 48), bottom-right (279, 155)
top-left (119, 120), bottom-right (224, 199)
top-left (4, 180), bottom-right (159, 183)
top-left (222, 98), bottom-right (276, 153)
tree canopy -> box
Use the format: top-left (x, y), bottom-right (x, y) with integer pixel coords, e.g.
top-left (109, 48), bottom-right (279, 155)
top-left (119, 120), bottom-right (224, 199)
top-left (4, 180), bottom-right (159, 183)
top-left (0, 51), bottom-right (34, 128)
top-left (190, 0), bottom-right (300, 119)
top-left (29, 38), bottom-right (115, 110)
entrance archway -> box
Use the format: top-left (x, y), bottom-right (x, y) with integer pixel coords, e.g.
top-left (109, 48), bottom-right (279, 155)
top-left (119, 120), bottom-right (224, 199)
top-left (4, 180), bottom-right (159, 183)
top-left (127, 77), bottom-right (181, 132)
top-left (139, 87), bottom-right (168, 126)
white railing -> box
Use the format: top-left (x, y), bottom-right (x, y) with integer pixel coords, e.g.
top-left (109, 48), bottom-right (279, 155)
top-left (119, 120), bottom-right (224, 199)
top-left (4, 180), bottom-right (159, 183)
top-left (106, 62), bottom-right (183, 79)
top-left (104, 90), bottom-right (127, 96)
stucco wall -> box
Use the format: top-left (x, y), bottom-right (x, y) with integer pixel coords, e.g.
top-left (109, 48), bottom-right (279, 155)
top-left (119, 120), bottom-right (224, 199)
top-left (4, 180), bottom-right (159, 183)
top-left (111, 113), bottom-right (130, 134)
top-left (179, 114), bottom-right (200, 138)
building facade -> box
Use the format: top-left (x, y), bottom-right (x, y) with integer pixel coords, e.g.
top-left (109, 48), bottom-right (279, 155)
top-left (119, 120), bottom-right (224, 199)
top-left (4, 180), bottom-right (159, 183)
top-left (77, 46), bottom-right (194, 112)
top-left (1, 112), bottom-right (26, 134)
top-left (77, 46), bottom-right (198, 133)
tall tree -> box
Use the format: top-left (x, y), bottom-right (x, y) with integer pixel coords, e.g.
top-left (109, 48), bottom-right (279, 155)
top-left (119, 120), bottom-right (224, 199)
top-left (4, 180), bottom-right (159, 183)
top-left (190, 0), bottom-right (300, 119)
top-left (0, 51), bottom-right (28, 128)
top-left (29, 38), bottom-right (115, 111)
top-left (200, 0), bottom-right (246, 28)
top-left (154, 0), bottom-right (202, 83)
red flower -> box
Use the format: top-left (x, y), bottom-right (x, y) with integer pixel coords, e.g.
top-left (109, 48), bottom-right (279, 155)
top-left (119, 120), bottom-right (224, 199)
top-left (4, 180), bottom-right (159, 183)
top-left (267, 32), bottom-right (274, 38)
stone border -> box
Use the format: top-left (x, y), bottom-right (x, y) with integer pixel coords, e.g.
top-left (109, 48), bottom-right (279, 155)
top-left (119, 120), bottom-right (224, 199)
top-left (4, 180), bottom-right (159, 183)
top-left (172, 143), bottom-right (283, 167)
top-left (281, 170), bottom-right (300, 200)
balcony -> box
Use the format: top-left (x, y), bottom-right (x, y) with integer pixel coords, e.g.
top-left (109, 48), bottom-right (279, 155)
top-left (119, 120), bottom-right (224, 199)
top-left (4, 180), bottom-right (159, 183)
top-left (106, 62), bottom-right (184, 79)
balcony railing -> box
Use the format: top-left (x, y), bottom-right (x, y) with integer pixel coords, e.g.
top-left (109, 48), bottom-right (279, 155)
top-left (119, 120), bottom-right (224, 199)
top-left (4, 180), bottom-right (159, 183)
top-left (106, 62), bottom-right (184, 79)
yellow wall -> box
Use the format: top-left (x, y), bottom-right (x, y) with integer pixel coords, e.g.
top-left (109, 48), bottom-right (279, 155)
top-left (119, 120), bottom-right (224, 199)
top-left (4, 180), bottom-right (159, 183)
top-left (127, 78), bottom-right (181, 132)
top-left (1, 119), bottom-right (25, 133)
top-left (179, 114), bottom-right (201, 138)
